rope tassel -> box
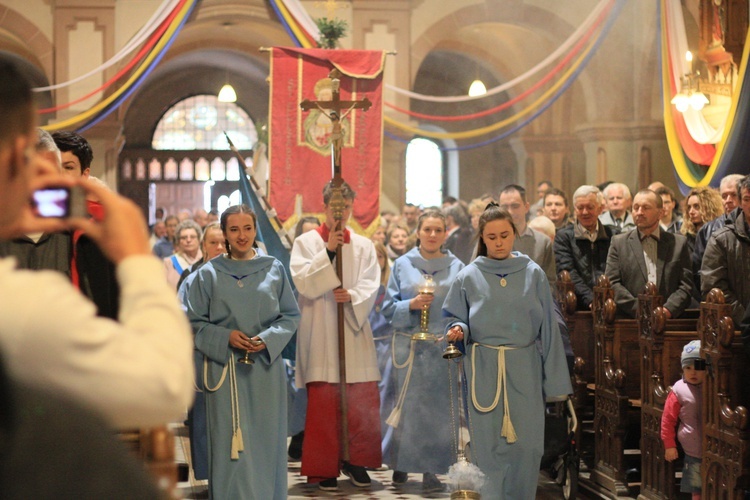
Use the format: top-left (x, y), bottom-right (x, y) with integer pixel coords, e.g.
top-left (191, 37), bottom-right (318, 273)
top-left (470, 343), bottom-right (521, 444)
top-left (501, 413), bottom-right (517, 443)
top-left (386, 407), bottom-right (401, 428)
top-left (229, 356), bottom-right (244, 460)
top-left (235, 426), bottom-right (245, 452)
top-left (387, 336), bottom-right (416, 429)
top-left (231, 432), bottom-right (241, 460)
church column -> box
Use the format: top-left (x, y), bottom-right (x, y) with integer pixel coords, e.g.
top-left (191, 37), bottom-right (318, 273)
top-left (53, 0), bottom-right (116, 120)
top-left (570, 0), bottom-right (672, 191)
top-left (351, 0), bottom-right (412, 211)
top-left (509, 135), bottom-right (585, 197)
top-left (53, 0), bottom-right (118, 184)
top-left (575, 123), bottom-right (668, 189)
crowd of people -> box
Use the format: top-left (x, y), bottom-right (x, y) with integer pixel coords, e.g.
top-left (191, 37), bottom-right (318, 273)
top-left (2, 55), bottom-right (750, 499)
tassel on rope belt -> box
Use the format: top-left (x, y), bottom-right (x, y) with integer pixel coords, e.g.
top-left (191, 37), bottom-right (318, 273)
top-left (202, 355), bottom-right (244, 459)
top-left (386, 331), bottom-right (443, 428)
top-left (469, 340), bottom-right (535, 444)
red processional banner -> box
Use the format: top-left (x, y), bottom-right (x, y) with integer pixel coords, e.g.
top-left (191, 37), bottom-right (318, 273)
top-left (268, 47), bottom-right (385, 235)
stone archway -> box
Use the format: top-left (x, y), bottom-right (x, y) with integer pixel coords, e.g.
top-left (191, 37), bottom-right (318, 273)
top-left (0, 4), bottom-right (54, 78)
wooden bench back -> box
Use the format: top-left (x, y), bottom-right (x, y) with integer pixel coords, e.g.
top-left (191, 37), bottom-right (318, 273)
top-left (639, 281), bottom-right (699, 499)
top-left (590, 274), bottom-right (641, 496)
top-left (119, 426), bottom-right (178, 495)
top-left (557, 271), bottom-right (595, 386)
top-left (699, 289), bottom-right (749, 500)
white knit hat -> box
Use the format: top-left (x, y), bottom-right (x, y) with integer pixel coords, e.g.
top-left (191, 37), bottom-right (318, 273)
top-left (681, 340), bottom-right (701, 368)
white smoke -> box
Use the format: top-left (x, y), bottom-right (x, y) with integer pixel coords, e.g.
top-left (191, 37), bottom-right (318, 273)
top-left (447, 454), bottom-right (486, 493)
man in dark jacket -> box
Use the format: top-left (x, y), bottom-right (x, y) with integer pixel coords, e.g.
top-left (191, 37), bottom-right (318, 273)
top-left (692, 173), bottom-right (745, 293)
top-left (554, 185), bottom-right (617, 310)
top-left (605, 190), bottom-right (693, 319)
top-left (701, 175), bottom-right (750, 325)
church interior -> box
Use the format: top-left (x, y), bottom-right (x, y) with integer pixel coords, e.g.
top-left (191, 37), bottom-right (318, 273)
top-left (2, 0), bottom-right (750, 498)
top-left (6, 0), bottom-right (725, 218)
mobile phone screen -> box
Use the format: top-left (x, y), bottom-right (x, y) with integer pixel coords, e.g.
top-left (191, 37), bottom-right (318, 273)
top-left (33, 188), bottom-right (70, 218)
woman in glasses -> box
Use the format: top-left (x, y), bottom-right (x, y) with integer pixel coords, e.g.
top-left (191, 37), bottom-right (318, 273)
top-left (164, 219), bottom-right (203, 289)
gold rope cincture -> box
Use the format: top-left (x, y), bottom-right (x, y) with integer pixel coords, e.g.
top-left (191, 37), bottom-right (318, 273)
top-left (202, 354), bottom-right (243, 459)
top-left (469, 340), bottom-right (534, 444)
top-left (386, 332), bottom-right (416, 428)
top-left (229, 355), bottom-right (244, 459)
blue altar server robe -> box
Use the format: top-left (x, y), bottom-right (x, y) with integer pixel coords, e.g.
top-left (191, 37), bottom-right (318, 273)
top-left (382, 248), bottom-right (464, 474)
top-left (369, 283), bottom-right (396, 456)
top-left (186, 255), bottom-right (300, 499)
top-left (442, 253), bottom-right (571, 499)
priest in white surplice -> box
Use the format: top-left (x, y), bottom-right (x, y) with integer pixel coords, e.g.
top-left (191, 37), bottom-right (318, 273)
top-left (291, 181), bottom-right (382, 491)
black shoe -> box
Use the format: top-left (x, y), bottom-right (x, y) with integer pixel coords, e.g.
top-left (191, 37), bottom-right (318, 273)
top-left (422, 472), bottom-right (445, 493)
top-left (288, 431), bottom-right (304, 461)
top-left (318, 478), bottom-right (338, 491)
top-left (341, 461), bottom-right (371, 488)
top-left (392, 470), bottom-right (408, 484)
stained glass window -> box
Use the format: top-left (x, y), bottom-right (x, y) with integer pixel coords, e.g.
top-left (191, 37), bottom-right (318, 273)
top-left (152, 95), bottom-right (257, 151)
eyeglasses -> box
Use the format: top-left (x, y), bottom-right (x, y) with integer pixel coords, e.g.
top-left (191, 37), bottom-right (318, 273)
top-left (180, 234), bottom-right (198, 241)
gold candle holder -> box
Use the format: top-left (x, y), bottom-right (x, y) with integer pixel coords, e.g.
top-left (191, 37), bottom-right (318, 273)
top-left (237, 339), bottom-right (264, 365)
top-left (412, 274), bottom-right (436, 341)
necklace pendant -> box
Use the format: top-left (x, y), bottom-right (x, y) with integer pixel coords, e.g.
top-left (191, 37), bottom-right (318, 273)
top-left (500, 277), bottom-right (507, 287)
top-left (237, 280), bottom-right (244, 288)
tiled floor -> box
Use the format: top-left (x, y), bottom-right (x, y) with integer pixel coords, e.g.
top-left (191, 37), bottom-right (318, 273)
top-left (175, 427), bottom-right (579, 499)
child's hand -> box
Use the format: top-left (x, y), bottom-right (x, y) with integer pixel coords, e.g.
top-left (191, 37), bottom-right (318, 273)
top-left (665, 447), bottom-right (678, 461)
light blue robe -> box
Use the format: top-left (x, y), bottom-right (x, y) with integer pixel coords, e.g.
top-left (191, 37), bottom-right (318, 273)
top-left (186, 255), bottom-right (300, 500)
top-left (442, 253), bottom-right (572, 499)
top-left (370, 284), bottom-right (396, 457)
top-left (178, 267), bottom-right (209, 480)
top-left (382, 248), bottom-right (464, 474)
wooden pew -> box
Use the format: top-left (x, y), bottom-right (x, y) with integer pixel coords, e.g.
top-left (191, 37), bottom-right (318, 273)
top-left (638, 282), bottom-right (699, 500)
top-left (590, 274), bottom-right (641, 497)
top-left (557, 270), bottom-right (596, 468)
top-left (557, 271), bottom-right (595, 407)
top-left (120, 426), bottom-right (178, 495)
top-left (699, 289), bottom-right (750, 499)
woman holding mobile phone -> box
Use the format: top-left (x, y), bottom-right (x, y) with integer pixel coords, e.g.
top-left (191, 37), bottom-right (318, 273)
top-left (185, 204), bottom-right (300, 499)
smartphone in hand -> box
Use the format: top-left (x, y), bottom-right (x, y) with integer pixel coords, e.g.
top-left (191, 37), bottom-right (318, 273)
top-left (32, 186), bottom-right (87, 219)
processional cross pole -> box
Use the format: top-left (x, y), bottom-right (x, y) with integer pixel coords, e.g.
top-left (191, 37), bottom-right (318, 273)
top-left (300, 68), bottom-right (371, 462)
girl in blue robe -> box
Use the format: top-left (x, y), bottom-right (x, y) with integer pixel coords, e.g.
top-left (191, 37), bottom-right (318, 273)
top-left (186, 205), bottom-right (300, 499)
top-left (382, 210), bottom-right (465, 492)
top-left (443, 205), bottom-right (571, 499)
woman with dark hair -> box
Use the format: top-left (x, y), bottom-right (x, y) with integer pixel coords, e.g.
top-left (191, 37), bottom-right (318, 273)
top-left (442, 204), bottom-right (571, 499)
top-left (382, 209), bottom-right (465, 493)
top-left (185, 204), bottom-right (300, 499)
top-left (294, 216), bottom-right (321, 239)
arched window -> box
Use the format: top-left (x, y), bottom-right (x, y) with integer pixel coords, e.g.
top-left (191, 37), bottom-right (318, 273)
top-left (142, 95), bottom-right (257, 215)
top-left (405, 137), bottom-right (443, 207)
top-left (152, 95), bottom-right (257, 150)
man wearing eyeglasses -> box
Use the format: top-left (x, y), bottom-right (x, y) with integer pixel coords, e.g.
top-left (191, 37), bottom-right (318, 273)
top-left (499, 184), bottom-right (556, 290)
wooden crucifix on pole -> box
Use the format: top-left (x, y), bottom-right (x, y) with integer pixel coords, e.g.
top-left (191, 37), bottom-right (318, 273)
top-left (300, 68), bottom-right (371, 462)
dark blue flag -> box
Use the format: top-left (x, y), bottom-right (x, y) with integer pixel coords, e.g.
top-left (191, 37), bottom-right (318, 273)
top-left (238, 170), bottom-right (295, 290)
